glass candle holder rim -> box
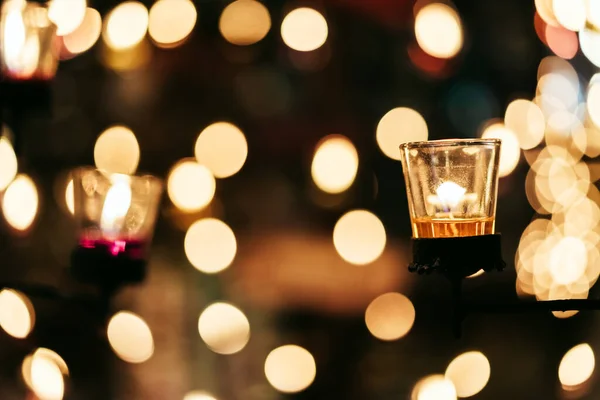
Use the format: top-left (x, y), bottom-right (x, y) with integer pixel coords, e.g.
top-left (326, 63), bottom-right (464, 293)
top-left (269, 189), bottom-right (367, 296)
top-left (71, 167), bottom-right (163, 188)
top-left (399, 138), bottom-right (501, 150)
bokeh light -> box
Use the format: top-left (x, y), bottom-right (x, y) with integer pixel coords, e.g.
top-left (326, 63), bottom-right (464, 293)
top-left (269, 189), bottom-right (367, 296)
top-left (184, 391), bottom-right (218, 400)
top-left (481, 123), bottom-right (521, 177)
top-left (219, 0), bottom-right (271, 46)
top-left (0, 289), bottom-right (34, 339)
top-left (377, 107), bottom-right (428, 160)
top-left (504, 99), bottom-right (545, 150)
top-left (195, 122), bottom-right (248, 179)
top-left (94, 125), bottom-right (140, 175)
top-left (587, 0), bottom-right (600, 28)
top-left (64, 179), bottom-right (74, 215)
top-left (2, 174), bottom-right (39, 231)
top-left (167, 160), bottom-right (216, 212)
top-left (48, 0), bottom-right (87, 36)
top-left (558, 343), bottom-right (595, 388)
top-left (412, 375), bottom-right (457, 400)
top-left (103, 1), bottom-right (149, 51)
top-left (536, 0), bottom-right (560, 27)
top-left (63, 7), bottom-right (102, 54)
top-left (23, 348), bottom-right (68, 400)
top-left (553, 0), bottom-right (586, 32)
top-left (264, 345), bottom-right (316, 393)
top-left (311, 135), bottom-right (359, 194)
top-left (184, 218), bottom-right (237, 273)
top-left (281, 7), bottom-right (328, 52)
top-left (545, 24), bottom-right (578, 59)
top-left (148, 0), bottom-right (196, 48)
top-left (445, 351), bottom-right (491, 398)
top-left (414, 3), bottom-right (463, 59)
top-left (333, 210), bottom-right (386, 265)
top-left (579, 28), bottom-right (600, 67)
top-left (107, 311), bottom-right (154, 364)
top-left (198, 302), bottom-right (250, 355)
top-left (365, 292), bottom-right (415, 341)
top-left (588, 76), bottom-right (600, 128)
top-left (0, 136), bottom-right (17, 191)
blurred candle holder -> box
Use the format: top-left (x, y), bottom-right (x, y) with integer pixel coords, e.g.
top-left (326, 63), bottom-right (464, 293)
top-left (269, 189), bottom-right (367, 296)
top-left (70, 168), bottom-right (163, 293)
top-left (399, 139), bottom-right (505, 278)
top-left (0, 0), bottom-right (58, 82)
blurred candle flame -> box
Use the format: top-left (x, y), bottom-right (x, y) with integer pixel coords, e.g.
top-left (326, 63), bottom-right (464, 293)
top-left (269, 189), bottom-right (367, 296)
top-left (100, 177), bottom-right (132, 236)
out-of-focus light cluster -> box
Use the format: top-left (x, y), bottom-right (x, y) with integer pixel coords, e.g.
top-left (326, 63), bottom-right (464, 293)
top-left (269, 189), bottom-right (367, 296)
top-left (311, 135), bottom-right (358, 194)
top-left (535, 0), bottom-right (600, 66)
top-left (513, 55), bottom-right (600, 314)
top-left (0, 289), bottom-right (35, 339)
top-left (481, 122), bottom-right (521, 177)
top-left (48, 0), bottom-right (86, 36)
top-left (414, 3), bottom-right (463, 59)
top-left (22, 348), bottom-right (69, 400)
top-left (103, 1), bottom-right (148, 51)
top-left (62, 7), bottom-right (101, 56)
top-left (220, 0), bottom-right (271, 46)
top-left (264, 345), bottom-right (316, 393)
top-left (107, 311), bottom-right (154, 364)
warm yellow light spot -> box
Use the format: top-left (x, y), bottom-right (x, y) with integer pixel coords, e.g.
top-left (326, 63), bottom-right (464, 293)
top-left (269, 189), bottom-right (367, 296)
top-left (198, 302), bottom-right (250, 355)
top-left (549, 236), bottom-right (587, 285)
top-left (29, 350), bottom-right (65, 400)
top-left (333, 210), bottom-right (386, 265)
top-left (504, 99), bottom-right (545, 150)
top-left (195, 122), bottom-right (248, 179)
top-left (64, 179), bottom-right (74, 215)
top-left (94, 125), bottom-right (140, 175)
top-left (103, 1), bottom-right (149, 51)
top-left (588, 76), bottom-right (600, 129)
top-left (0, 136), bottom-right (17, 191)
top-left (311, 135), bottom-right (358, 194)
top-left (481, 123), bottom-right (520, 177)
top-left (107, 311), bottom-right (154, 364)
top-left (265, 345), bottom-right (316, 393)
top-left (579, 28), bottom-right (600, 68)
top-left (412, 375), bottom-right (457, 400)
top-left (184, 218), bottom-right (237, 273)
top-left (2, 174), bottom-right (38, 231)
top-left (377, 107), bottom-right (428, 160)
top-left (183, 391), bottom-right (218, 400)
top-left (559, 343), bottom-right (595, 388)
top-left (63, 7), bottom-right (101, 54)
top-left (445, 351), bottom-right (491, 398)
top-left (281, 7), bottom-right (328, 52)
top-left (587, 0), bottom-right (600, 28)
top-left (219, 0), bottom-right (271, 46)
top-left (536, 0), bottom-right (560, 27)
top-left (22, 348), bottom-right (69, 395)
top-left (48, 0), bottom-right (87, 36)
top-left (0, 289), bottom-right (34, 339)
top-left (553, 0), bottom-right (586, 31)
top-left (365, 292), bottom-right (415, 341)
top-left (415, 3), bottom-right (463, 59)
top-left (167, 160), bottom-right (215, 212)
top-left (148, 0), bottom-right (196, 48)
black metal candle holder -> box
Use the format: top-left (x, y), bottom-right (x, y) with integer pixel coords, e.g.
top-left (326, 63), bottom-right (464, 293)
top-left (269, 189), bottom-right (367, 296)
top-left (408, 234), bottom-right (600, 338)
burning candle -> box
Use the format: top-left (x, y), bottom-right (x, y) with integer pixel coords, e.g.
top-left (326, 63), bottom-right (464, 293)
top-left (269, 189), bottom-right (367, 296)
top-left (70, 169), bottom-right (163, 287)
top-left (399, 139), bottom-right (501, 238)
top-left (0, 0), bottom-right (58, 81)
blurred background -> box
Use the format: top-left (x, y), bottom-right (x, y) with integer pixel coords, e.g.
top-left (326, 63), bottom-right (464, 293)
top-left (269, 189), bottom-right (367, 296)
top-left (0, 0), bottom-right (600, 398)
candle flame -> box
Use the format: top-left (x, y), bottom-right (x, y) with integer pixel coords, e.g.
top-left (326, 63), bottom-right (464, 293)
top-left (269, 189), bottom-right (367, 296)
top-left (100, 177), bottom-right (132, 236)
top-left (2, 1), bottom-right (40, 77)
top-left (435, 181), bottom-right (466, 209)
